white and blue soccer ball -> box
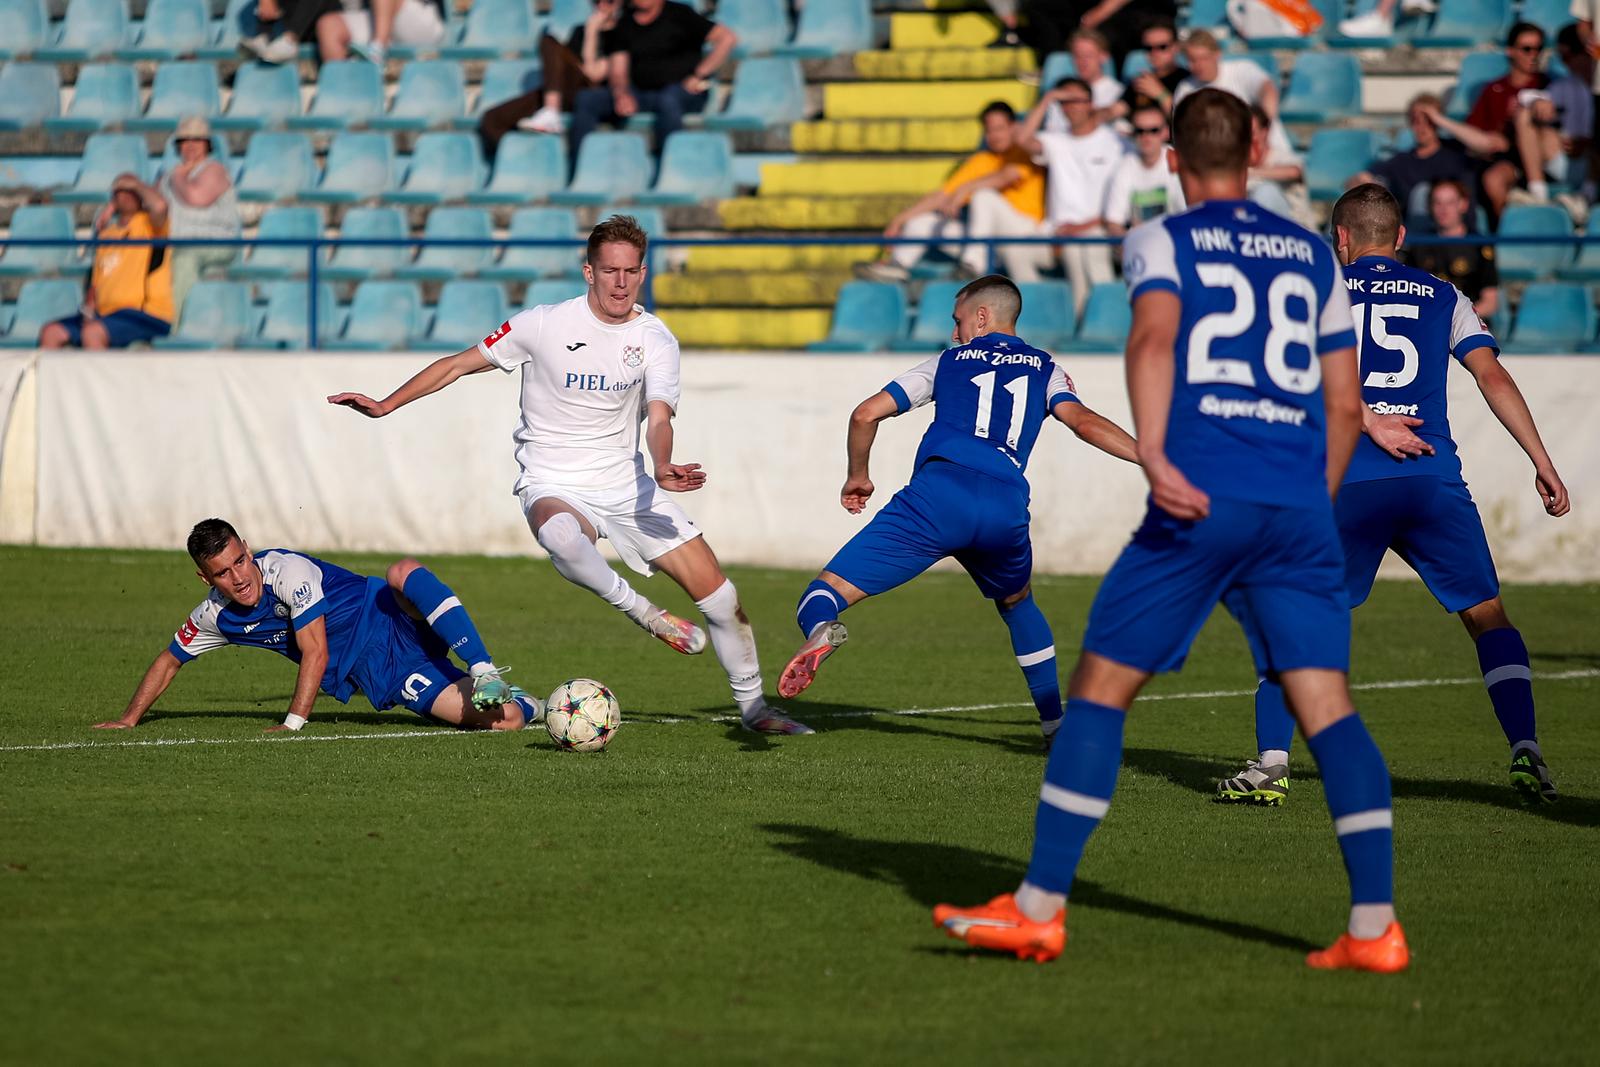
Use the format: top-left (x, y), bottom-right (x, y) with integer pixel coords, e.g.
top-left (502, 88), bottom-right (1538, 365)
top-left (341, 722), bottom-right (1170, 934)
top-left (544, 678), bottom-right (621, 752)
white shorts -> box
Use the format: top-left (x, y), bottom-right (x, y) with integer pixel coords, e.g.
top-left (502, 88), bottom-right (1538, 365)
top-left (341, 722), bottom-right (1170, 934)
top-left (340, 0), bottom-right (446, 46)
top-left (516, 470), bottom-right (700, 576)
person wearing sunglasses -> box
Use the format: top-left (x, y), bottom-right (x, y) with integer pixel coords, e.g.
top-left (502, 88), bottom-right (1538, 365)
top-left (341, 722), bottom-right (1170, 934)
top-left (1104, 105), bottom-right (1185, 236)
top-left (1105, 18), bottom-right (1188, 123)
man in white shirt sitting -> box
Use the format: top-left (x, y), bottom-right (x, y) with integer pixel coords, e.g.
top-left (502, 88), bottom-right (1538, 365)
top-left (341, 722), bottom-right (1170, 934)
top-left (1104, 104), bottom-right (1185, 236)
top-left (1172, 29), bottom-right (1278, 121)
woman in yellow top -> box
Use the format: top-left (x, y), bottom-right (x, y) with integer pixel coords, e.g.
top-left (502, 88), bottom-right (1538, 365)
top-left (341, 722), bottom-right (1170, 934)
top-left (40, 173), bottom-right (173, 349)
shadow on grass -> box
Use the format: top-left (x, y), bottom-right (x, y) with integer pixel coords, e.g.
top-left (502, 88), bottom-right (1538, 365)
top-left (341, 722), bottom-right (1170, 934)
top-left (761, 822), bottom-right (1318, 954)
top-left (696, 700), bottom-right (1045, 755)
top-left (1122, 746), bottom-right (1600, 828)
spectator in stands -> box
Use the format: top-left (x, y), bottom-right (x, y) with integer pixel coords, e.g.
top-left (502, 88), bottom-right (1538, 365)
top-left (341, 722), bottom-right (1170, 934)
top-left (1350, 93), bottom-right (1479, 224)
top-left (1060, 0), bottom-right (1177, 64)
top-left (1172, 29), bottom-right (1278, 121)
top-left (568, 0), bottom-right (737, 160)
top-left (158, 117), bottom-right (240, 318)
top-left (1042, 27), bottom-right (1123, 133)
top-left (1404, 178), bottom-right (1500, 319)
top-left (1103, 18), bottom-right (1188, 123)
top-left (1018, 77), bottom-right (1128, 311)
top-left (39, 174), bottom-right (172, 350)
top-left (243, 0), bottom-right (341, 64)
top-left (478, 0), bottom-right (621, 154)
top-left (1426, 22), bottom-right (1561, 218)
top-left (1245, 101), bottom-right (1307, 222)
top-left (984, 0), bottom-right (1022, 49)
top-left (1338, 0), bottom-right (1437, 39)
top-left (859, 101), bottom-right (1044, 283)
top-left (1573, 3), bottom-right (1600, 190)
top-left (316, 0), bottom-right (448, 65)
top-left (1549, 24), bottom-right (1594, 206)
top-left (1103, 104), bottom-right (1184, 236)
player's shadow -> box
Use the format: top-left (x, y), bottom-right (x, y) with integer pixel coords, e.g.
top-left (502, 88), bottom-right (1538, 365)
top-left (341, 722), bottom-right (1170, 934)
top-left (760, 822), bottom-right (1318, 954)
top-left (1531, 651), bottom-right (1600, 668)
top-left (701, 701), bottom-right (1046, 755)
top-left (1121, 745), bottom-right (1600, 828)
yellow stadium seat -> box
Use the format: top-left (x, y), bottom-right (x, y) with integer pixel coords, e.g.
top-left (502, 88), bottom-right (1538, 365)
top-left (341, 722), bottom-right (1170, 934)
top-left (719, 195), bottom-right (915, 230)
top-left (854, 47), bottom-right (1034, 81)
top-left (888, 11), bottom-right (1001, 50)
top-left (824, 80), bottom-right (1034, 120)
top-left (683, 245), bottom-right (880, 273)
top-left (757, 158), bottom-right (959, 197)
top-left (657, 308), bottom-right (833, 348)
top-left (789, 118), bottom-right (983, 154)
top-left (654, 271), bottom-right (852, 308)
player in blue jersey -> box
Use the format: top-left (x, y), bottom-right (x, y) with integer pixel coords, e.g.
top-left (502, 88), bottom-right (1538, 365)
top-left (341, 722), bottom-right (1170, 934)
top-left (935, 90), bottom-right (1408, 972)
top-left (92, 518), bottom-right (542, 733)
top-left (775, 275), bottom-right (1138, 741)
top-left (1215, 182), bottom-right (1570, 807)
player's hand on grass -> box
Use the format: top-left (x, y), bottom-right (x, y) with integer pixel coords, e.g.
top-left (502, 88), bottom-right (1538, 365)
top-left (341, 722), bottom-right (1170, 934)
top-left (327, 392), bottom-right (389, 418)
top-left (1536, 466), bottom-right (1570, 517)
top-left (91, 720), bottom-right (133, 730)
top-left (840, 476), bottom-right (874, 514)
top-left (656, 462), bottom-right (706, 492)
top-left (1144, 458), bottom-right (1209, 521)
top-left (1366, 413), bottom-right (1434, 460)
top-left (263, 723), bottom-right (298, 733)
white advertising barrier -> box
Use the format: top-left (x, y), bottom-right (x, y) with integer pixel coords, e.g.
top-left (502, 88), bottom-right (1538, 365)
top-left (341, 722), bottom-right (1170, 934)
top-left (20, 350), bottom-right (1600, 582)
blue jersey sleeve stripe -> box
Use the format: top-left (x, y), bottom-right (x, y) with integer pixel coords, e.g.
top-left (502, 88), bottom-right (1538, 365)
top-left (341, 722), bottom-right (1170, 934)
top-left (884, 380), bottom-right (912, 414)
top-left (1130, 278), bottom-right (1180, 302)
top-left (168, 639), bottom-right (197, 663)
top-left (1048, 391), bottom-right (1081, 408)
top-left (1317, 328), bottom-right (1357, 355)
top-left (1452, 334), bottom-right (1498, 361)
top-left (291, 600), bottom-right (328, 631)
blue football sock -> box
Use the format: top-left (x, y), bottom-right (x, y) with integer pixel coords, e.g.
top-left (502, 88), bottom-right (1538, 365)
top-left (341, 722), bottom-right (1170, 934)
top-left (795, 579), bottom-right (846, 637)
top-left (1475, 627), bottom-right (1537, 748)
top-left (997, 594), bottom-right (1062, 728)
top-left (1025, 698), bottom-right (1125, 894)
top-left (1305, 714), bottom-right (1393, 907)
top-left (402, 567), bottom-right (492, 671)
top-left (1254, 677), bottom-right (1295, 756)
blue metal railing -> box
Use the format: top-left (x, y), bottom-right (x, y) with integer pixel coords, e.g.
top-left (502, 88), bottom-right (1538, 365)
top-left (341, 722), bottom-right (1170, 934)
top-left (1, 232), bottom-right (1592, 349)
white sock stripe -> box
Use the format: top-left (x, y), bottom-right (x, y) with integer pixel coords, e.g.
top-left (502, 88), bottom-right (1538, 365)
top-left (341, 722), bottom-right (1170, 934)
top-left (1333, 808), bottom-right (1393, 836)
top-left (1039, 782), bottom-right (1110, 819)
top-left (1483, 664), bottom-right (1533, 688)
top-left (1015, 645), bottom-right (1057, 668)
top-left (424, 596), bottom-right (462, 626)
top-left (797, 587), bottom-right (842, 619)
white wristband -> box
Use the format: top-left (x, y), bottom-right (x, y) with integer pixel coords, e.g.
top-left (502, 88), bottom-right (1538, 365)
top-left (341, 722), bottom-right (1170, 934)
top-left (283, 713), bottom-right (307, 732)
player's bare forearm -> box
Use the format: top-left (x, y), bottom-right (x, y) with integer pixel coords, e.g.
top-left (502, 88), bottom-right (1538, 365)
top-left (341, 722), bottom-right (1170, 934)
top-left (1319, 346), bottom-right (1364, 495)
top-left (842, 392), bottom-right (897, 512)
top-left (1125, 292), bottom-right (1179, 465)
top-left (96, 649), bottom-right (182, 728)
top-left (327, 348), bottom-right (492, 417)
top-left (1056, 402), bottom-right (1139, 464)
top-left (646, 400), bottom-right (704, 492)
top-left (269, 619), bottom-right (328, 732)
top-left (1465, 350), bottom-right (1570, 515)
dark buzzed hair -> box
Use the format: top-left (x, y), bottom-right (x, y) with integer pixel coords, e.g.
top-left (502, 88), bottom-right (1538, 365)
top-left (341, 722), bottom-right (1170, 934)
top-left (187, 518), bottom-right (241, 566)
top-left (956, 274), bottom-right (1022, 325)
top-left (586, 214), bottom-right (648, 265)
top-left (980, 100), bottom-right (1016, 122)
top-left (1507, 20), bottom-right (1544, 47)
top-left (1332, 182), bottom-right (1403, 249)
top-left (1052, 75), bottom-right (1091, 95)
top-left (1172, 88), bottom-right (1251, 177)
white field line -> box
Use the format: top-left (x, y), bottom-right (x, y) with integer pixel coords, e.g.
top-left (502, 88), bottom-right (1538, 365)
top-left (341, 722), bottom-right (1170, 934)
top-left (2, 669), bottom-right (1595, 754)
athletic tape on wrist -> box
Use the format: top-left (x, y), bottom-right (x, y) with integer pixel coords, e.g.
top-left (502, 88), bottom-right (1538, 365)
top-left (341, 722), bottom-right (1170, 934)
top-left (283, 713), bottom-right (307, 732)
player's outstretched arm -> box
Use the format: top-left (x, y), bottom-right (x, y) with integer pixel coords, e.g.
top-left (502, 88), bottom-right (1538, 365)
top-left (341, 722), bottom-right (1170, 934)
top-left (1462, 348), bottom-right (1570, 516)
top-left (265, 616), bottom-right (329, 733)
top-left (1126, 290), bottom-right (1209, 519)
top-left (1320, 345), bottom-right (1365, 497)
top-left (842, 391), bottom-right (899, 514)
top-left (1053, 401), bottom-right (1139, 465)
top-left (93, 649), bottom-right (184, 729)
top-left (327, 347), bottom-right (493, 418)
top-left (644, 399), bottom-right (706, 493)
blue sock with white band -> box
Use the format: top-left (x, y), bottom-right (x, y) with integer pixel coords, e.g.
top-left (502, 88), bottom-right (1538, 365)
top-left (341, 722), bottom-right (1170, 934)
top-left (1475, 627), bottom-right (1537, 748)
top-left (1253, 676), bottom-right (1295, 761)
top-left (1025, 698), bottom-right (1125, 894)
top-left (402, 567), bottom-right (492, 672)
top-left (1305, 714), bottom-right (1393, 918)
top-left (997, 594), bottom-right (1062, 731)
top-left (795, 579), bottom-right (846, 637)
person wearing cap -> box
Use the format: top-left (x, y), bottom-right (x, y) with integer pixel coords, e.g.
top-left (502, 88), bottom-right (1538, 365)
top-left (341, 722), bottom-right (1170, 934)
top-left (160, 115), bottom-right (240, 317)
top-left (39, 174), bottom-right (174, 349)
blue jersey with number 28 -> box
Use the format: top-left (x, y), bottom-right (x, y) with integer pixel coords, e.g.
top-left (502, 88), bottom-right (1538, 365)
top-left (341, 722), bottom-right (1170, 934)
top-left (1121, 199), bottom-right (1357, 510)
top-left (883, 330), bottom-right (1081, 492)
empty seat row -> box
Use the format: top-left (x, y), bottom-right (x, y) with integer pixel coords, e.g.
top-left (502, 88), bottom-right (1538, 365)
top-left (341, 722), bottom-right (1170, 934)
top-left (811, 280), bottom-right (1131, 353)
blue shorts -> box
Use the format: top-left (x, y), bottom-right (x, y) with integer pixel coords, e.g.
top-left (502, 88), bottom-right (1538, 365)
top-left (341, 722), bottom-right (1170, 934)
top-left (54, 309), bottom-right (171, 347)
top-left (345, 589), bottom-right (466, 718)
top-left (1084, 498), bottom-right (1350, 676)
top-left (825, 460), bottom-right (1033, 601)
top-left (1337, 476), bottom-right (1499, 613)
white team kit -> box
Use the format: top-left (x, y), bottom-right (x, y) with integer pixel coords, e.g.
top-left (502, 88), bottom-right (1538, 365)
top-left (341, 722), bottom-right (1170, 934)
top-left (477, 295), bottom-right (702, 573)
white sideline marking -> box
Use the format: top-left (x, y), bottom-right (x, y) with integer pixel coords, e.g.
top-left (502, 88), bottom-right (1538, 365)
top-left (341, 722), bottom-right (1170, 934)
top-left (2, 669), bottom-right (1595, 754)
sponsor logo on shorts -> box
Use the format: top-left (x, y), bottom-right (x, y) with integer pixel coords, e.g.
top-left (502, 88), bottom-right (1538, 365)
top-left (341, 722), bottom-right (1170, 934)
top-left (1368, 401), bottom-right (1420, 416)
top-left (482, 321), bottom-right (512, 348)
top-left (1198, 393), bottom-right (1308, 427)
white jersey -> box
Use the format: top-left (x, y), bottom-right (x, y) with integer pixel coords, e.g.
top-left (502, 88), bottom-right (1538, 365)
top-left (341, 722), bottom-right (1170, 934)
top-left (478, 295), bottom-right (682, 490)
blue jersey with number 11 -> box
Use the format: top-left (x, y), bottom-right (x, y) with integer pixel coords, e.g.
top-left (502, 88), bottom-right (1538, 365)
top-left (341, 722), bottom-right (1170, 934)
top-left (1121, 199), bottom-right (1357, 510)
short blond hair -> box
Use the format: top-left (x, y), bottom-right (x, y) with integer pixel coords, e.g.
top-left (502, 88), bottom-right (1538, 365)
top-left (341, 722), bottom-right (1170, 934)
top-left (1183, 28), bottom-right (1221, 52)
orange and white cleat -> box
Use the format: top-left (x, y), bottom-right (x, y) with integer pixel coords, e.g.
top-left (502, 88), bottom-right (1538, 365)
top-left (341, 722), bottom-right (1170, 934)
top-left (932, 893), bottom-right (1066, 963)
top-left (777, 622), bottom-right (848, 698)
top-left (1306, 922), bottom-right (1410, 973)
top-left (642, 608), bottom-right (707, 655)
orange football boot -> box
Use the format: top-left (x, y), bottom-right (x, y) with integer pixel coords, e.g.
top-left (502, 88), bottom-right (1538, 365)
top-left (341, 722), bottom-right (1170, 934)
top-left (778, 621), bottom-right (847, 698)
top-left (932, 894), bottom-right (1066, 963)
top-left (1306, 922), bottom-right (1410, 973)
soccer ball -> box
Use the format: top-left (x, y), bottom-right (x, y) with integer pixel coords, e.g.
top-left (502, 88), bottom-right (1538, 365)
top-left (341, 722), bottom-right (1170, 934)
top-left (543, 678), bottom-right (621, 752)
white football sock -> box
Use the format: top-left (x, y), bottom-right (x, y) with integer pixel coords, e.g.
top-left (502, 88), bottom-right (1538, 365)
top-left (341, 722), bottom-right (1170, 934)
top-left (695, 579), bottom-right (764, 714)
top-left (1260, 749), bottom-right (1289, 767)
top-left (1349, 903), bottom-right (1397, 940)
top-left (536, 513), bottom-right (655, 624)
top-left (1015, 880), bottom-right (1066, 922)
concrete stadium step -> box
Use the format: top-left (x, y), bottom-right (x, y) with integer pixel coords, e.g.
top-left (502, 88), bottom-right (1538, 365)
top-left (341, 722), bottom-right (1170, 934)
top-left (888, 11), bottom-right (1002, 50)
top-left (683, 244), bottom-right (879, 273)
top-left (757, 157), bottom-right (958, 197)
top-left (823, 79), bottom-right (1033, 120)
top-left (853, 47), bottom-right (1034, 81)
top-left (789, 117), bottom-right (982, 154)
top-left (658, 307), bottom-right (831, 348)
top-left (655, 270), bottom-right (852, 308)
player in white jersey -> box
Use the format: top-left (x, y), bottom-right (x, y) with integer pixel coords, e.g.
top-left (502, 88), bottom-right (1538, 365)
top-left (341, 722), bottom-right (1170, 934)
top-left (329, 216), bottom-right (812, 735)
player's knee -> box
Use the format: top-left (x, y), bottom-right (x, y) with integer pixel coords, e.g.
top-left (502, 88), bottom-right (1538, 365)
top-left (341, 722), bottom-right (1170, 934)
top-left (386, 557), bottom-right (422, 591)
top-left (1460, 596), bottom-right (1511, 638)
top-left (996, 585), bottom-right (1033, 612)
top-left (535, 512), bottom-right (586, 557)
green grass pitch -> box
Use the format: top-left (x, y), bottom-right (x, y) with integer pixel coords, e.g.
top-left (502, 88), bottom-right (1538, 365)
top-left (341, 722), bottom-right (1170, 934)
top-left (1, 546), bottom-right (1596, 1063)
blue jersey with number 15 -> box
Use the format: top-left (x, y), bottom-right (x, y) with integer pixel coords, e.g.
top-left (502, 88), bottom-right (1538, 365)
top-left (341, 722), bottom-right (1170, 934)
top-left (1122, 200), bottom-right (1357, 510)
